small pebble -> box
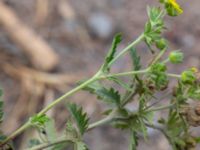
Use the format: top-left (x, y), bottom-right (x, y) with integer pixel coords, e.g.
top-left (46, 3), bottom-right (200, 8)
top-left (88, 13), bottom-right (114, 39)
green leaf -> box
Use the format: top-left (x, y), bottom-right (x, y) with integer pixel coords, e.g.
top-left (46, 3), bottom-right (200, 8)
top-left (44, 119), bottom-right (57, 142)
top-left (102, 109), bottom-right (113, 116)
top-left (28, 139), bottom-right (41, 148)
top-left (130, 48), bottom-right (141, 71)
top-left (138, 118), bottom-right (148, 140)
top-left (144, 22), bottom-right (152, 33)
top-left (96, 87), bottom-right (121, 106)
top-left (30, 114), bottom-right (50, 128)
top-left (83, 82), bottom-right (121, 106)
top-left (75, 141), bottom-right (88, 150)
top-left (147, 7), bottom-right (165, 23)
top-left (82, 81), bottom-right (102, 94)
top-left (166, 110), bottom-right (186, 145)
top-left (129, 130), bottom-right (138, 150)
top-left (66, 121), bottom-right (76, 133)
top-left (108, 77), bottom-right (132, 91)
top-left (102, 33), bottom-right (122, 72)
top-left (67, 103), bottom-right (89, 135)
top-left (0, 90), bottom-right (2, 97)
top-left (142, 111), bottom-right (155, 125)
top-left (145, 7), bottom-right (166, 53)
top-left (195, 137), bottom-right (200, 143)
top-left (0, 89), bottom-right (4, 124)
top-left (129, 115), bottom-right (148, 139)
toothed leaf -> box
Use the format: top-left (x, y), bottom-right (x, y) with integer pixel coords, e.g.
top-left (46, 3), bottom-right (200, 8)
top-left (30, 114), bottom-right (50, 128)
top-left (67, 103), bottom-right (89, 135)
top-left (130, 48), bottom-right (141, 71)
top-left (102, 33), bottom-right (122, 72)
top-left (83, 82), bottom-right (121, 106)
top-left (96, 87), bottom-right (121, 106)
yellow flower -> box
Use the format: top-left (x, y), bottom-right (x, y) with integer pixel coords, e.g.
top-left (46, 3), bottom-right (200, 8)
top-left (191, 67), bottom-right (198, 73)
top-left (168, 0), bottom-right (183, 14)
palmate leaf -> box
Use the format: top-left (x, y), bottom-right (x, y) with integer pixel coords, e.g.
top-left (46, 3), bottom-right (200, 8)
top-left (130, 48), bottom-right (141, 71)
top-left (102, 33), bottom-right (122, 72)
top-left (67, 103), bottom-right (89, 135)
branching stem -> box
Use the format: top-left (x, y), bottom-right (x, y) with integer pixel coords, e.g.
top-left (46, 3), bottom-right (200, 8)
top-left (25, 137), bottom-right (71, 150)
top-left (0, 33), bottom-right (145, 145)
top-left (108, 33), bottom-right (145, 67)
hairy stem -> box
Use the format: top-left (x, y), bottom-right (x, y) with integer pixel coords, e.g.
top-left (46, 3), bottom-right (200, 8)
top-left (25, 137), bottom-right (70, 150)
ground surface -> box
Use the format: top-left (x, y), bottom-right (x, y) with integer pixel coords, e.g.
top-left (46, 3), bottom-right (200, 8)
top-left (0, 0), bottom-right (200, 149)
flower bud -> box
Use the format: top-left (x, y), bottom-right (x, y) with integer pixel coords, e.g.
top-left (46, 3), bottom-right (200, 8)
top-left (181, 70), bottom-right (196, 84)
top-left (156, 38), bottom-right (167, 50)
top-left (191, 67), bottom-right (198, 73)
top-left (169, 51), bottom-right (184, 64)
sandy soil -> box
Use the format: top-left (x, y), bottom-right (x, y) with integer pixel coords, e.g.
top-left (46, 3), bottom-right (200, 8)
top-left (0, 0), bottom-right (200, 149)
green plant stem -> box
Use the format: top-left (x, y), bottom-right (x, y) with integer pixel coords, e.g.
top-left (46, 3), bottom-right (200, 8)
top-left (37, 33), bottom-right (145, 116)
top-left (0, 122), bottom-right (30, 146)
top-left (108, 33), bottom-right (145, 67)
top-left (0, 33), bottom-right (168, 146)
top-left (0, 69), bottom-right (148, 145)
top-left (99, 69), bottom-right (180, 81)
top-left (150, 49), bottom-right (166, 65)
top-left (38, 71), bottom-right (102, 116)
top-left (25, 137), bottom-right (70, 150)
top-left (27, 110), bottom-right (118, 150)
top-left (0, 71), bottom-right (102, 146)
top-left (87, 109), bottom-right (117, 130)
top-left (146, 103), bottom-right (175, 112)
top-left (162, 58), bottom-right (170, 64)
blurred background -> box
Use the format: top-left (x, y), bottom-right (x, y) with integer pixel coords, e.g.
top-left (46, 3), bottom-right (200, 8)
top-left (0, 0), bottom-right (200, 149)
